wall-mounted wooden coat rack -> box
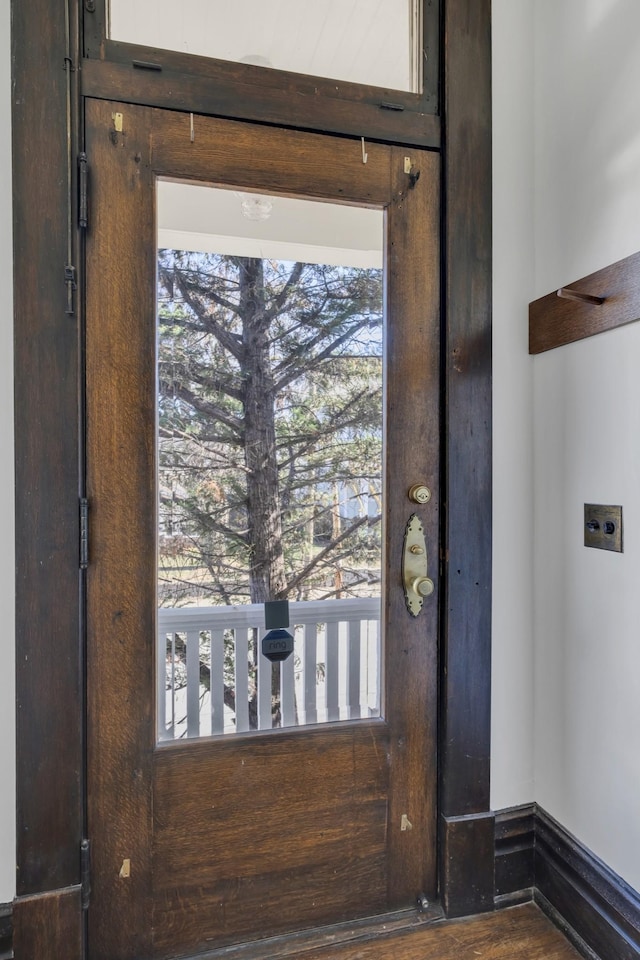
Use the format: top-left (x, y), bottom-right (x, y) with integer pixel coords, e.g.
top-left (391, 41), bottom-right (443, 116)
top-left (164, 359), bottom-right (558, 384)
top-left (529, 249), bottom-right (640, 353)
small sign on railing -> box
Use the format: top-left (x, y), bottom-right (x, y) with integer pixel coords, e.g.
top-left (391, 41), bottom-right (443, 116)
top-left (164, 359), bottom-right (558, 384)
top-left (261, 628), bottom-right (294, 663)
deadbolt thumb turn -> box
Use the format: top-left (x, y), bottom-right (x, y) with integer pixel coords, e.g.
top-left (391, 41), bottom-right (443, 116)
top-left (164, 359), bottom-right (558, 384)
top-left (403, 513), bottom-right (434, 616)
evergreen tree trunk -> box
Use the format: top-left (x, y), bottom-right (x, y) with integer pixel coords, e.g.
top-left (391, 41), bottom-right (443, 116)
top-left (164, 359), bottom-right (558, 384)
top-left (238, 258), bottom-right (287, 604)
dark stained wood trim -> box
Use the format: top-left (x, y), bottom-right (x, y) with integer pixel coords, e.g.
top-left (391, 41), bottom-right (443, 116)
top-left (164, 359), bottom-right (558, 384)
top-left (142, 904), bottom-right (581, 960)
top-left (529, 249), bottom-right (640, 353)
top-left (440, 813), bottom-right (495, 918)
top-left (12, 0), bottom-right (84, 899)
top-left (534, 894), bottom-right (600, 960)
top-left (85, 99), bottom-right (155, 960)
top-left (535, 806), bottom-right (640, 960)
top-left (493, 804), bottom-right (640, 960)
top-left (385, 147), bottom-right (440, 906)
top-left (82, 1), bottom-right (441, 147)
top-left (439, 0), bottom-right (493, 916)
top-left (80, 57), bottom-right (442, 149)
top-left (147, 108), bottom-right (398, 202)
top-left (13, 886), bottom-right (83, 960)
top-left (173, 906), bottom-right (444, 960)
top-left (494, 804), bottom-right (535, 906)
top-left (0, 902), bottom-right (12, 960)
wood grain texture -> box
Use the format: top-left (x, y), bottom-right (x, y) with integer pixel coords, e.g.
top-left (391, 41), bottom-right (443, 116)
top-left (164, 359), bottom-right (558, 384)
top-left (85, 102), bottom-right (439, 957)
top-left (85, 99), bottom-right (156, 960)
top-left (195, 904), bottom-right (581, 960)
top-left (81, 58), bottom-right (442, 150)
top-left (384, 148), bottom-right (440, 906)
top-left (153, 725), bottom-right (390, 953)
top-left (288, 903), bottom-right (582, 960)
top-left (439, 0), bottom-right (493, 915)
top-left (441, 813), bottom-right (495, 918)
top-left (295, 905), bottom-right (582, 960)
top-left (441, 0), bottom-right (492, 818)
top-left (13, 887), bottom-right (82, 960)
top-left (148, 107), bottom-right (393, 206)
top-left (529, 249), bottom-right (640, 353)
top-left (81, 0), bottom-right (441, 149)
top-left (12, 0), bottom-right (83, 896)
top-left (188, 908), bottom-right (445, 960)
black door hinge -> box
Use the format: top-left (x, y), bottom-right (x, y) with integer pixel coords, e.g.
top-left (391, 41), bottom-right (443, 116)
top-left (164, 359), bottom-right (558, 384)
top-left (81, 838), bottom-right (91, 910)
top-left (80, 497), bottom-right (89, 569)
top-left (78, 152), bottom-right (88, 230)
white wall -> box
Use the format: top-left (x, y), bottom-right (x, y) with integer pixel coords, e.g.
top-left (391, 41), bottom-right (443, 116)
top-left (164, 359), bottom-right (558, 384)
top-left (0, 5), bottom-right (15, 904)
top-left (490, 0), bottom-right (536, 810)
top-left (533, 0), bottom-right (640, 891)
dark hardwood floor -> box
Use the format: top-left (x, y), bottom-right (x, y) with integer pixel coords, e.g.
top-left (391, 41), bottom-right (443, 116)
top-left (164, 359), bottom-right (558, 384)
top-left (203, 904), bottom-right (584, 960)
top-left (285, 905), bottom-right (582, 960)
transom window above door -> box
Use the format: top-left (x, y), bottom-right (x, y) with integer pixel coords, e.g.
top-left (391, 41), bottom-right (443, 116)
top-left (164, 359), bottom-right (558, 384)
top-left (108, 0), bottom-right (425, 92)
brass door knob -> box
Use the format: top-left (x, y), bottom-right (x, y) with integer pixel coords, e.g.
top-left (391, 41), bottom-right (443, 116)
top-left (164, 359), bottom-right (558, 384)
top-left (408, 484), bottom-right (431, 504)
top-left (412, 577), bottom-right (434, 598)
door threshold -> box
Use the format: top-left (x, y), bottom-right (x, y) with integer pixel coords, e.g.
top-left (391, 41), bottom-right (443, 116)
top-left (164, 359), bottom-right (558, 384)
top-left (178, 903), bottom-right (445, 960)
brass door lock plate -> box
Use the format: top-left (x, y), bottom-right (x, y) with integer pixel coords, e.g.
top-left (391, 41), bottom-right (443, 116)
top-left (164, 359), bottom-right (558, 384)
top-left (584, 504), bottom-right (623, 552)
top-left (402, 513), bottom-right (434, 616)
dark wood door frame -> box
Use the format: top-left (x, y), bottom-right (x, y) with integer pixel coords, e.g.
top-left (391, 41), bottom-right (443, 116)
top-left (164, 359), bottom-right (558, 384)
top-left (11, 1), bottom-right (492, 955)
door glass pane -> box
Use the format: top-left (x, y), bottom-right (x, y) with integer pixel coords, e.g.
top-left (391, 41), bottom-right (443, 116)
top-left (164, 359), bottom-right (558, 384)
top-left (109, 0), bottom-right (423, 93)
top-left (156, 181), bottom-right (384, 740)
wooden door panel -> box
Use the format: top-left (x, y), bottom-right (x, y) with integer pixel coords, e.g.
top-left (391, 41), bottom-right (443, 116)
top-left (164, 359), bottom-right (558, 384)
top-left (384, 146), bottom-right (440, 904)
top-left (86, 101), bottom-right (156, 960)
top-left (85, 97), bottom-right (439, 959)
top-left (149, 108), bottom-right (394, 206)
top-left (153, 726), bottom-right (389, 953)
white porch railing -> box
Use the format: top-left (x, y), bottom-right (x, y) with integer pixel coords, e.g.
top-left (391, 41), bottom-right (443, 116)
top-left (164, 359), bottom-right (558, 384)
top-left (158, 597), bottom-right (381, 740)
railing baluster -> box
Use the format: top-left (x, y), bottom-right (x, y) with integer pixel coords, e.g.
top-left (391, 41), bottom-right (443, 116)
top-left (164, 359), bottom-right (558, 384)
top-left (157, 630), bottom-right (168, 740)
top-left (370, 619), bottom-right (382, 717)
top-left (304, 622), bottom-right (318, 725)
top-left (210, 629), bottom-right (225, 735)
top-left (186, 630), bottom-right (200, 737)
top-left (169, 633), bottom-right (176, 738)
top-left (234, 629), bottom-right (249, 734)
top-left (348, 619), bottom-right (361, 720)
top-left (326, 621), bottom-right (340, 722)
top-left (258, 638), bottom-right (272, 730)
top-left (280, 648), bottom-right (295, 728)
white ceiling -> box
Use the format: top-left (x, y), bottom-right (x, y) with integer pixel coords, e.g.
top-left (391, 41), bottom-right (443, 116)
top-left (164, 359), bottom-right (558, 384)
top-left (113, 1), bottom-right (406, 265)
top-left (158, 182), bottom-right (383, 268)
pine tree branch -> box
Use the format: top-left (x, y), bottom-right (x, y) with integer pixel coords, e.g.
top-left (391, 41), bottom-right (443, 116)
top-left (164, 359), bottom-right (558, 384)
top-left (160, 263), bottom-right (241, 320)
top-left (284, 514), bottom-right (381, 596)
top-left (265, 261), bottom-right (305, 320)
top-left (164, 268), bottom-right (245, 361)
top-left (167, 382), bottom-right (244, 437)
top-left (273, 317), bottom-right (378, 393)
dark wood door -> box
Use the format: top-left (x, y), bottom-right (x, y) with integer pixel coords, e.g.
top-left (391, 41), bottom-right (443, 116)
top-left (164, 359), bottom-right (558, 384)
top-left (85, 98), bottom-right (440, 960)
